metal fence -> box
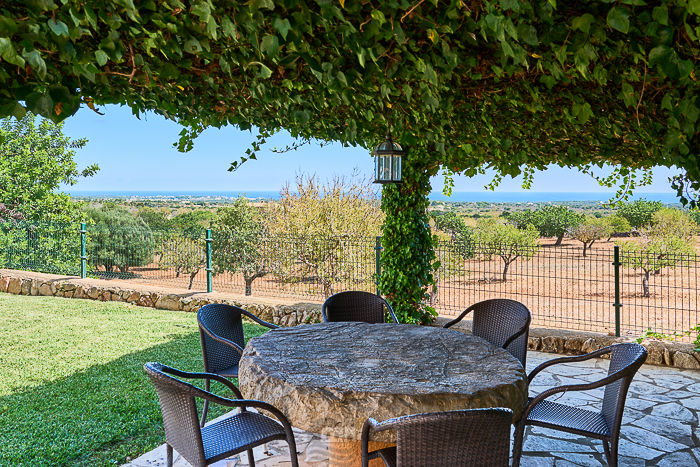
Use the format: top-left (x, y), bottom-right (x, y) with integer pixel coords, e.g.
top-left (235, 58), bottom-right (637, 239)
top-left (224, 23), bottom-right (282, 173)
top-left (1, 221), bottom-right (698, 338)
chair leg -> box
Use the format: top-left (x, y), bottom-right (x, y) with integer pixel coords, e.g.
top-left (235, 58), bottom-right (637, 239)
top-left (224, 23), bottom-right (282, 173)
top-left (166, 444), bottom-right (173, 467)
top-left (603, 438), bottom-right (617, 467)
top-left (511, 422), bottom-right (527, 467)
top-left (200, 378), bottom-right (210, 428)
top-left (247, 448), bottom-right (255, 467)
top-left (288, 434), bottom-right (299, 467)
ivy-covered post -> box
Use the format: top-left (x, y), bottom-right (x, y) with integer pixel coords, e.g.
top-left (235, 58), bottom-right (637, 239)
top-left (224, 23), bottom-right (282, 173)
top-left (378, 152), bottom-right (438, 324)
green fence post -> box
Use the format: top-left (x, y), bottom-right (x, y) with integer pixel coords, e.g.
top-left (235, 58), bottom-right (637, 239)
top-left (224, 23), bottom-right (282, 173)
top-left (80, 223), bottom-right (87, 279)
top-left (206, 229), bottom-right (213, 293)
top-left (613, 245), bottom-right (622, 337)
top-left (374, 236), bottom-right (382, 295)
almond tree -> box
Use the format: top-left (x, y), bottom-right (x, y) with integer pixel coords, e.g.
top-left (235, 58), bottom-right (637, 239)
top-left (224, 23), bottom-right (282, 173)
top-left (269, 170), bottom-right (383, 298)
top-left (473, 219), bottom-right (539, 283)
top-left (568, 217), bottom-right (612, 257)
top-left (617, 235), bottom-right (694, 297)
top-left (158, 233), bottom-right (206, 290)
top-left (211, 197), bottom-right (275, 296)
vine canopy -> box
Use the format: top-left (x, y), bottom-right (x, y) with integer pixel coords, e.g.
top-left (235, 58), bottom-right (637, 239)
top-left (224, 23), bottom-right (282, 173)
top-left (2, 0), bottom-right (700, 203)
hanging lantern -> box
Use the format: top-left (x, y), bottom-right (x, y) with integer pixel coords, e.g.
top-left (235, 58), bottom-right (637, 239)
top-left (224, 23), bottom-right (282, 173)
top-left (373, 131), bottom-right (403, 184)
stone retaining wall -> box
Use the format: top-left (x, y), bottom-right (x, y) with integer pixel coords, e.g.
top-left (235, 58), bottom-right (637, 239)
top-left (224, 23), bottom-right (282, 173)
top-left (2, 269), bottom-right (699, 370)
top-left (0, 269), bottom-right (322, 327)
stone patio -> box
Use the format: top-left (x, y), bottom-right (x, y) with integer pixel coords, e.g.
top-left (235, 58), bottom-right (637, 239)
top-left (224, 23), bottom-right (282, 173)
top-left (123, 350), bottom-right (700, 467)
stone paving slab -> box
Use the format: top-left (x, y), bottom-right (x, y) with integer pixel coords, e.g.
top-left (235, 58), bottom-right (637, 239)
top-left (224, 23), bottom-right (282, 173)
top-left (123, 350), bottom-right (700, 467)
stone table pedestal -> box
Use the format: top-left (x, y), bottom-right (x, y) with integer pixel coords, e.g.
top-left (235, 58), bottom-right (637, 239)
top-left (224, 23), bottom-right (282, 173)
top-left (239, 322), bottom-right (528, 467)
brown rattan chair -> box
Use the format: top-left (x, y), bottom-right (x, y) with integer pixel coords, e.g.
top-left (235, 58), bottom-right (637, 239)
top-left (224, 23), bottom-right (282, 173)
top-left (512, 343), bottom-right (648, 467)
top-left (361, 408), bottom-right (513, 467)
top-left (144, 362), bottom-right (299, 467)
top-left (322, 290), bottom-right (399, 324)
top-left (197, 303), bottom-right (278, 426)
top-left (443, 298), bottom-right (531, 367)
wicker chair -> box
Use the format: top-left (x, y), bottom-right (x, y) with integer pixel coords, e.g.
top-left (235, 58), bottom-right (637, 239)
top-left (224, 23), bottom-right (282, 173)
top-left (197, 303), bottom-right (278, 426)
top-left (144, 362), bottom-right (299, 467)
top-left (442, 298), bottom-right (531, 367)
top-left (322, 291), bottom-right (399, 324)
top-left (512, 343), bottom-right (648, 467)
top-left (361, 408), bottom-right (513, 467)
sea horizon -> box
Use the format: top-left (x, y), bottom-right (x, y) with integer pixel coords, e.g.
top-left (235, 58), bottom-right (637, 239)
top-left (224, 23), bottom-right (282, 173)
top-left (66, 190), bottom-right (683, 204)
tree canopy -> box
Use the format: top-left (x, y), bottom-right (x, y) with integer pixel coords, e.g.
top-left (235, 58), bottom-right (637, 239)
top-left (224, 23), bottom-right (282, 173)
top-left (0, 114), bottom-right (97, 222)
top-left (3, 0), bottom-right (700, 203)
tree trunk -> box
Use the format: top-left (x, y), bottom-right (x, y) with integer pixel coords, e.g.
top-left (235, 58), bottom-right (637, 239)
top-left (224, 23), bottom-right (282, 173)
top-left (582, 242), bottom-right (588, 257)
top-left (554, 233), bottom-right (564, 246)
top-left (642, 270), bottom-right (651, 297)
top-left (502, 261), bottom-right (510, 282)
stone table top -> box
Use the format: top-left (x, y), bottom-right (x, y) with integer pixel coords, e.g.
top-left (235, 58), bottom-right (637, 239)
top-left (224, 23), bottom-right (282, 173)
top-left (239, 322), bottom-right (528, 442)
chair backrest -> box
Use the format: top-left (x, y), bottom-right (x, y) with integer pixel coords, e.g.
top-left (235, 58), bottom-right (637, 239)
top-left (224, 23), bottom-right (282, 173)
top-left (144, 362), bottom-right (206, 467)
top-left (471, 299), bottom-right (531, 367)
top-left (601, 343), bottom-right (648, 434)
top-left (322, 291), bottom-right (397, 324)
top-left (197, 304), bottom-right (246, 373)
top-left (393, 408), bottom-right (512, 467)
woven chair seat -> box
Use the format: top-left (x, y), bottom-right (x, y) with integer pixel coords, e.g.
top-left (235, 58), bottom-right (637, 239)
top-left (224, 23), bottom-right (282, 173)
top-left (526, 398), bottom-right (610, 437)
top-left (213, 365), bottom-right (239, 378)
top-left (202, 412), bottom-right (288, 463)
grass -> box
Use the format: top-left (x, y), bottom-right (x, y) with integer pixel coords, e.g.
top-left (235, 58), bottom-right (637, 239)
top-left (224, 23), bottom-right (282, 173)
top-left (0, 293), bottom-right (269, 467)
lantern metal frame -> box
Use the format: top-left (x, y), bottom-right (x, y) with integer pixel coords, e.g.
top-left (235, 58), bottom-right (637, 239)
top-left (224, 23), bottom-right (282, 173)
top-left (373, 130), bottom-right (404, 184)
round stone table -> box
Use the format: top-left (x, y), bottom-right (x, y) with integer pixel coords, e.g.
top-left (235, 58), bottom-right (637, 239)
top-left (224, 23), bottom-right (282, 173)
top-left (239, 322), bottom-right (528, 466)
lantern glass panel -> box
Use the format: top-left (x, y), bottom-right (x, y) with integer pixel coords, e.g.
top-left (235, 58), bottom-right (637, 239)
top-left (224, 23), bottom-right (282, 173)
top-left (392, 155), bottom-right (402, 181)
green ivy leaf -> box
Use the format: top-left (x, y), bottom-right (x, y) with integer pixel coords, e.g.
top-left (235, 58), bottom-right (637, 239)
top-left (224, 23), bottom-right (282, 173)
top-left (687, 0), bottom-right (700, 15)
top-left (48, 19), bottom-right (70, 37)
top-left (191, 2), bottom-right (211, 22)
top-left (516, 24), bottom-right (539, 46)
top-left (0, 38), bottom-right (26, 67)
top-left (393, 22), bottom-right (406, 45)
top-left (273, 18), bottom-right (292, 40)
top-left (571, 14), bottom-right (595, 33)
top-left (606, 7), bottom-right (631, 34)
top-left (649, 45), bottom-right (693, 79)
top-left (95, 50), bottom-right (109, 66)
top-left (261, 35), bottom-right (279, 57)
top-left (652, 4), bottom-right (669, 26)
top-left (371, 9), bottom-right (386, 26)
top-left (23, 50), bottom-right (46, 80)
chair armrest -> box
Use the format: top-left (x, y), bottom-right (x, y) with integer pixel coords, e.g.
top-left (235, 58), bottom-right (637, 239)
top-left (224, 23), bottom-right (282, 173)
top-left (521, 359), bottom-right (636, 422)
top-left (198, 324), bottom-right (245, 355)
top-left (527, 346), bottom-right (612, 383)
top-left (385, 301), bottom-right (399, 324)
top-left (241, 311), bottom-right (279, 329)
top-left (361, 418), bottom-right (395, 467)
top-left (160, 365), bottom-right (244, 399)
top-left (442, 307), bottom-right (474, 329)
top-left (501, 314), bottom-right (532, 349)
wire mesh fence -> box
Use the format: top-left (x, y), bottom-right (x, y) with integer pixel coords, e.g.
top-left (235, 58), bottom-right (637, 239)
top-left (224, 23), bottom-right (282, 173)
top-left (1, 221), bottom-right (698, 337)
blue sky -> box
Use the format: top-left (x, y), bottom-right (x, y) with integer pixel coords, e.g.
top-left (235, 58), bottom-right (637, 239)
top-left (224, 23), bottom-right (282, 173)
top-left (60, 104), bottom-right (680, 196)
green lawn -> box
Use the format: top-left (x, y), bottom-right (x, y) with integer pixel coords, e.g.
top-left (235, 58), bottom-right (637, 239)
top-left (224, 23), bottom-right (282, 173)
top-left (0, 293), bottom-right (269, 467)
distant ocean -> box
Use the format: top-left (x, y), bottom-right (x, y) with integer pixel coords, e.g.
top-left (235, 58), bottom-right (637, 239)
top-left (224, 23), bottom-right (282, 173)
top-left (66, 190), bottom-right (682, 204)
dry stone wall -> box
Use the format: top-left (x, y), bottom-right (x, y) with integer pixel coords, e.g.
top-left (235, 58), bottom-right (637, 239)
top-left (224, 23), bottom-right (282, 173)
top-left (2, 269), bottom-right (699, 370)
top-left (0, 269), bottom-right (322, 327)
